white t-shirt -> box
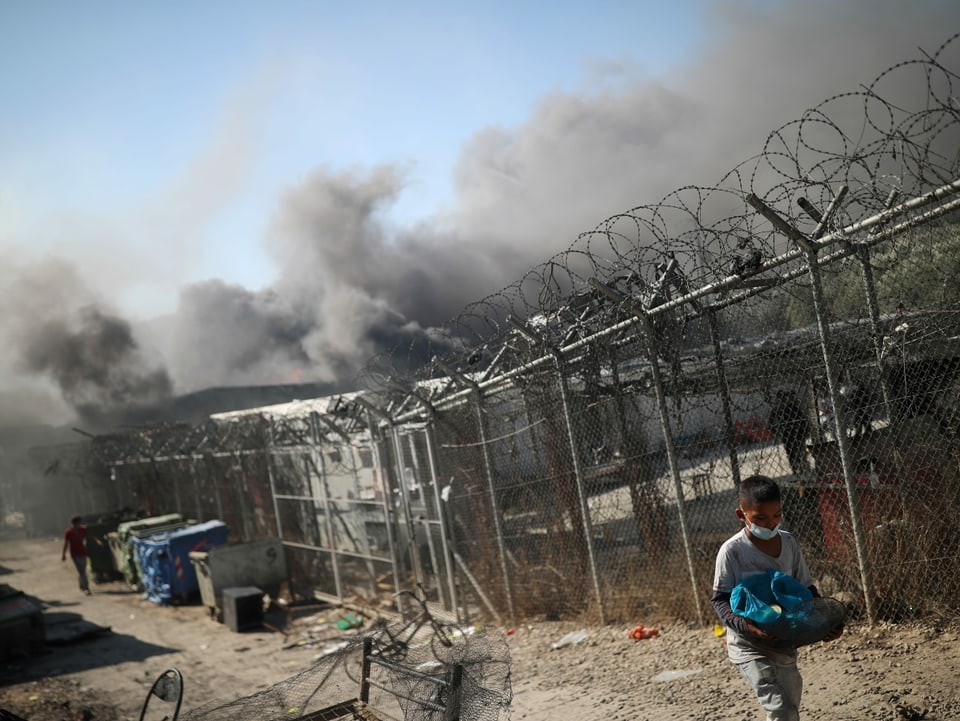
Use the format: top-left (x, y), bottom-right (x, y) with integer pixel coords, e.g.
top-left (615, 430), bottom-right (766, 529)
top-left (713, 528), bottom-right (813, 665)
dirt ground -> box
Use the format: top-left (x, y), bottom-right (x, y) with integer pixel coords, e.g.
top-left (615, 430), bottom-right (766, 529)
top-left (2, 532), bottom-right (960, 721)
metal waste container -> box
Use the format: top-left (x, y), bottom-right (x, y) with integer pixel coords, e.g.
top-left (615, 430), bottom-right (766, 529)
top-left (222, 586), bottom-right (264, 632)
top-left (133, 520), bottom-right (230, 604)
top-left (190, 538), bottom-right (286, 619)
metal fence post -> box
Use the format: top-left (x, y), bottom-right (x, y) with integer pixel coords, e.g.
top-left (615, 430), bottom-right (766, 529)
top-left (389, 425), bottom-right (426, 592)
top-left (801, 190), bottom-right (911, 525)
top-left (233, 451), bottom-right (252, 540)
top-left (749, 191), bottom-right (878, 624)
top-left (471, 391), bottom-right (516, 623)
top-left (799, 190), bottom-right (897, 415)
top-left (423, 424), bottom-right (460, 614)
top-left (638, 314), bottom-right (707, 625)
top-left (405, 430), bottom-right (443, 598)
top-left (854, 243), bottom-right (895, 413)
top-left (309, 413), bottom-right (343, 601)
top-left (265, 420), bottom-right (284, 541)
top-left (212, 456), bottom-right (224, 524)
top-left (505, 316), bottom-right (607, 624)
top-left (805, 252), bottom-right (878, 625)
top-left (365, 411), bottom-right (403, 600)
top-left (552, 358), bottom-right (607, 625)
top-left (188, 455), bottom-right (204, 520)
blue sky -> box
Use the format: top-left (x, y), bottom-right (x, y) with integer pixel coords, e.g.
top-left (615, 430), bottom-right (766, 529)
top-left (0, 0), bottom-right (709, 317)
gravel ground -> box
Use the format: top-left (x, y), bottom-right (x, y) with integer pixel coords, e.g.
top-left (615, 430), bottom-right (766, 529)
top-left (506, 618), bottom-right (960, 720)
top-left (3, 533), bottom-right (960, 721)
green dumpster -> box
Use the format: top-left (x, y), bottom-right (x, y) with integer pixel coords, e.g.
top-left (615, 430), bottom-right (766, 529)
top-left (85, 521), bottom-right (123, 583)
top-left (110, 514), bottom-right (190, 588)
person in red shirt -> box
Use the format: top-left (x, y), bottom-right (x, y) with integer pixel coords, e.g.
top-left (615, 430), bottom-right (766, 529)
top-left (62, 515), bottom-right (91, 594)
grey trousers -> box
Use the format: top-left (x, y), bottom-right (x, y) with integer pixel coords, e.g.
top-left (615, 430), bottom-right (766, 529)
top-left (737, 658), bottom-right (803, 721)
top-left (72, 556), bottom-right (90, 592)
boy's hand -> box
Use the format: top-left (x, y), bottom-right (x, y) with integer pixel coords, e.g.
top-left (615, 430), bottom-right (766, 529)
top-left (822, 625), bottom-right (845, 643)
top-left (745, 620), bottom-right (778, 640)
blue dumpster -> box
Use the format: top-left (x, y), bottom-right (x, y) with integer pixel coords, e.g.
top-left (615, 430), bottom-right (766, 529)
top-left (132, 521), bottom-right (229, 604)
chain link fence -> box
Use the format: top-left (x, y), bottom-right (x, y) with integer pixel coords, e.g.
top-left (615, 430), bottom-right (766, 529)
top-left (21, 34), bottom-right (960, 629)
top-left (363, 32), bottom-right (960, 626)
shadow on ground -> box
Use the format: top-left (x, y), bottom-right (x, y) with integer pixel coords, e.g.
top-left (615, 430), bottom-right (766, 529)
top-left (0, 598), bottom-right (178, 686)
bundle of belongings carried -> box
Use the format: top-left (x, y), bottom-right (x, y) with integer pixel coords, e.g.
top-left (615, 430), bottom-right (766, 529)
top-left (731, 569), bottom-right (848, 646)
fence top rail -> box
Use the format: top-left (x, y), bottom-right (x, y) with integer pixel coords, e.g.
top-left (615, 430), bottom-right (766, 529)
top-left (385, 177), bottom-right (960, 425)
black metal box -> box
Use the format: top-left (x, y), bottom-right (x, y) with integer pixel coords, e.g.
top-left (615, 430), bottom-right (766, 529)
top-left (221, 586), bottom-right (263, 632)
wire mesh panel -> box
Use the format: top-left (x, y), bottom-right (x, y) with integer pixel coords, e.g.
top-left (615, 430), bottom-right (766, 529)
top-left (799, 222), bottom-right (960, 620)
top-left (151, 459), bottom-right (191, 519)
top-left (269, 447), bottom-right (329, 599)
top-left (261, 411), bottom-right (402, 605)
top-left (194, 453), bottom-right (243, 539)
top-left (383, 427), bottom-right (458, 613)
top-left (115, 461), bottom-right (152, 515)
top-left (506, 365), bottom-right (603, 621)
top-left (318, 439), bottom-right (396, 604)
top-left (577, 341), bottom-right (734, 623)
top-left (241, 450), bottom-right (281, 540)
top-left (179, 624), bottom-right (511, 721)
top-left (430, 398), bottom-right (513, 623)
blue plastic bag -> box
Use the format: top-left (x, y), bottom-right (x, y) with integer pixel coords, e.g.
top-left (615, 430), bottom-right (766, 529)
top-left (770, 570), bottom-right (813, 610)
top-left (731, 569), bottom-right (812, 626)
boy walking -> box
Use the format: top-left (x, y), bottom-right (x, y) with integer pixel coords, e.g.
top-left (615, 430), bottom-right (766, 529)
top-left (712, 475), bottom-right (842, 721)
top-left (62, 515), bottom-right (91, 595)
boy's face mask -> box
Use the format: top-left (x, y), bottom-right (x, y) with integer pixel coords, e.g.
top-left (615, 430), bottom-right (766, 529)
top-left (737, 501), bottom-right (783, 541)
top-left (743, 517), bottom-right (781, 540)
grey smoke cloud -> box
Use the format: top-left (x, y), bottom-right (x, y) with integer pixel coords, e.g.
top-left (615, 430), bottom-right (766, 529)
top-left (3, 0), bottom-right (958, 425)
top-left (0, 259), bottom-right (172, 425)
top-left (451, 1), bottom-right (958, 246)
top-left (168, 166), bottom-right (521, 389)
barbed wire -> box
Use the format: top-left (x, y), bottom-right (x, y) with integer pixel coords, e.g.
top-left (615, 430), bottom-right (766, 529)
top-left (362, 33), bottom-right (960, 395)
